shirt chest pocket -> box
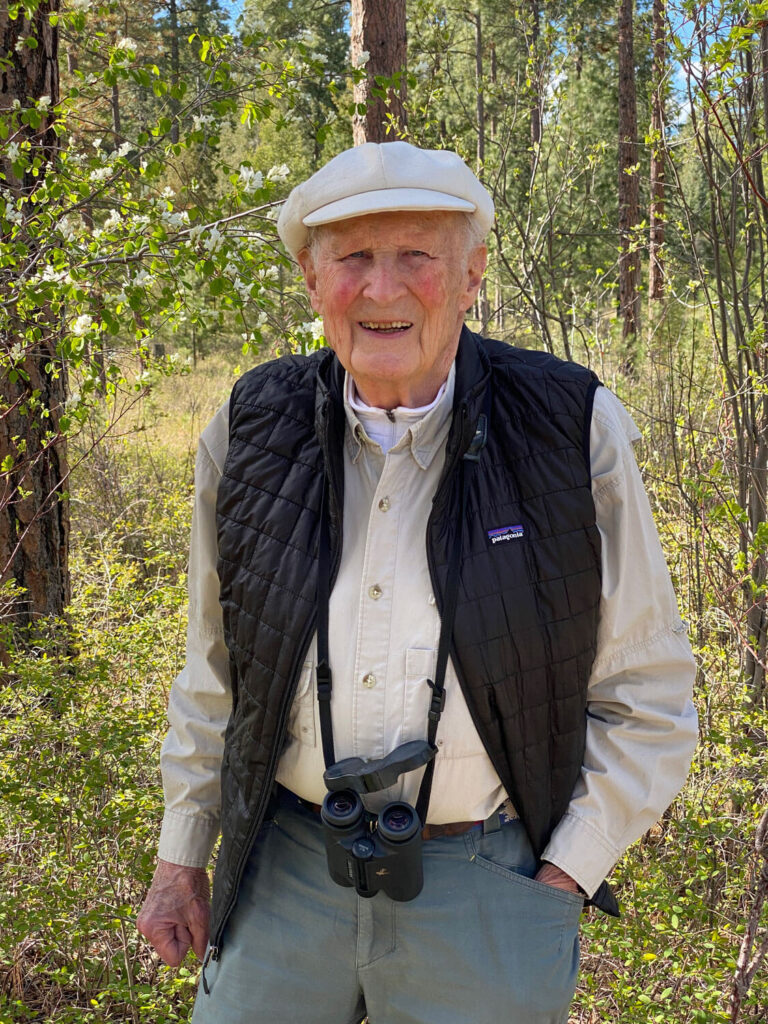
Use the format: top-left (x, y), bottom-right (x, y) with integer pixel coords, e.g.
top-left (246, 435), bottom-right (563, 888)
top-left (404, 647), bottom-right (489, 761)
top-left (287, 661), bottom-right (317, 748)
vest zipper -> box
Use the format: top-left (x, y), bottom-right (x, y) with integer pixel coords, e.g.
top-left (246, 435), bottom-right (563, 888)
top-left (208, 406), bottom-right (343, 967)
top-left (201, 944), bottom-right (218, 994)
top-left (207, 616), bottom-right (318, 961)
top-left (424, 399), bottom-right (527, 839)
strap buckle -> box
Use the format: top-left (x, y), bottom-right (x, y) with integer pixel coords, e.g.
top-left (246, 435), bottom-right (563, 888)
top-left (463, 413), bottom-right (487, 463)
top-left (316, 661), bottom-right (332, 701)
top-left (427, 678), bottom-right (446, 722)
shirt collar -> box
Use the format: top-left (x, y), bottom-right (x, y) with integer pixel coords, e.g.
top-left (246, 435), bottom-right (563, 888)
top-left (343, 364), bottom-right (456, 471)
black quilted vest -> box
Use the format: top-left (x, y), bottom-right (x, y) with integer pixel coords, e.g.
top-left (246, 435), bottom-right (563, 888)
top-left (210, 328), bottom-right (605, 951)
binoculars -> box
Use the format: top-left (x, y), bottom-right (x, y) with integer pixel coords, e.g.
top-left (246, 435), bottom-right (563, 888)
top-left (321, 788), bottom-right (424, 902)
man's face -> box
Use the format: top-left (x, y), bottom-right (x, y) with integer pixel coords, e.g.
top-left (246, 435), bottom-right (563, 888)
top-left (297, 211), bottom-right (486, 409)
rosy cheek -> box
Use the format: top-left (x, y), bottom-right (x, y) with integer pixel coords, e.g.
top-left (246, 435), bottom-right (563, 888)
top-left (412, 268), bottom-right (447, 308)
top-left (318, 270), bottom-right (358, 313)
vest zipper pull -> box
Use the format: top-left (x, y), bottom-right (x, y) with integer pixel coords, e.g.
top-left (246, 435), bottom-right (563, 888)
top-left (201, 945), bottom-right (219, 994)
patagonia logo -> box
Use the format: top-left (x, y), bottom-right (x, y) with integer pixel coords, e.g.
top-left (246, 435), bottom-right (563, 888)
top-left (487, 524), bottom-right (524, 545)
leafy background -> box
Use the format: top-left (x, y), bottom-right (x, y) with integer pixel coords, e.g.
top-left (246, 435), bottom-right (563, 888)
top-left (2, 0), bottom-right (768, 1021)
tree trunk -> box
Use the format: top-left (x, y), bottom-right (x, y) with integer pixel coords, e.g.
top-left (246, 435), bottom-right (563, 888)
top-left (618, 0), bottom-right (640, 346)
top-left (0, 1), bottom-right (70, 626)
top-left (648, 0), bottom-right (666, 301)
top-left (474, 9), bottom-right (484, 169)
top-left (350, 0), bottom-right (407, 144)
top-left (169, 0), bottom-right (180, 144)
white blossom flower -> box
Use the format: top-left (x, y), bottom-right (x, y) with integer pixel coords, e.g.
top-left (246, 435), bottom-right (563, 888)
top-left (103, 210), bottom-right (122, 232)
top-left (161, 209), bottom-right (189, 230)
top-left (233, 277), bottom-right (252, 300)
top-left (132, 269), bottom-right (153, 287)
top-left (92, 137), bottom-right (103, 149)
top-left (4, 201), bottom-right (23, 226)
top-left (258, 266), bottom-right (279, 281)
top-left (71, 314), bottom-right (93, 337)
top-left (7, 142), bottom-right (20, 161)
top-left (37, 95), bottom-right (51, 110)
top-left (117, 37), bottom-right (138, 51)
top-left (300, 318), bottom-right (325, 340)
top-left (116, 141), bottom-right (132, 158)
top-left (40, 265), bottom-right (69, 283)
top-left (89, 167), bottom-right (111, 183)
top-left (69, 0), bottom-right (91, 11)
top-left (239, 165), bottom-right (264, 194)
top-left (267, 164), bottom-right (290, 184)
top-left (58, 217), bottom-right (78, 241)
top-left (161, 186), bottom-right (175, 199)
top-left (202, 226), bottom-right (224, 253)
top-left (353, 50), bottom-right (370, 68)
top-left (188, 223), bottom-right (205, 243)
top-left (15, 37), bottom-right (27, 53)
top-left (311, 52), bottom-right (328, 64)
top-left (192, 113), bottom-right (216, 131)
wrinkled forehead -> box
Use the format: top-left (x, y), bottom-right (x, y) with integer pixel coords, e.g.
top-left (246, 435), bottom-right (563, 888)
top-left (306, 209), bottom-right (469, 254)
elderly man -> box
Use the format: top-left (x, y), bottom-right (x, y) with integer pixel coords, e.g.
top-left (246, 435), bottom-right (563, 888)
top-left (137, 142), bottom-right (698, 1024)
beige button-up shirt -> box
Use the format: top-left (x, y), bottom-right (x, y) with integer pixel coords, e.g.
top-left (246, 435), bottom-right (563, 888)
top-left (158, 365), bottom-right (698, 897)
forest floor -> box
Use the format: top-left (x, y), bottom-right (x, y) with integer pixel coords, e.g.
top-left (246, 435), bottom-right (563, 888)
top-left (1, 354), bottom-right (766, 1023)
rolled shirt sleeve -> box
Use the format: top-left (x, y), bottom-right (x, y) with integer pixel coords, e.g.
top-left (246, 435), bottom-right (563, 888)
top-left (157, 402), bottom-right (231, 868)
top-left (541, 387), bottom-right (698, 896)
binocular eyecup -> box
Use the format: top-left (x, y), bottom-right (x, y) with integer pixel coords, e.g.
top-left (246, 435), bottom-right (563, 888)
top-left (321, 789), bottom-right (424, 902)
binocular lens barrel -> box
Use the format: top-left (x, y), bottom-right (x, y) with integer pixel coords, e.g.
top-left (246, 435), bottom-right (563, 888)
top-left (322, 789), bottom-right (364, 829)
top-left (378, 802), bottom-right (420, 843)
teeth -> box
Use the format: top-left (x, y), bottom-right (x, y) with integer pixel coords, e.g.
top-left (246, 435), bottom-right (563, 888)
top-left (360, 321), bottom-right (412, 330)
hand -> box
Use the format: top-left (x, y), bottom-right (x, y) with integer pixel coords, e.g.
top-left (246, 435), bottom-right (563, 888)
top-left (137, 859), bottom-right (211, 966)
top-left (534, 861), bottom-right (582, 895)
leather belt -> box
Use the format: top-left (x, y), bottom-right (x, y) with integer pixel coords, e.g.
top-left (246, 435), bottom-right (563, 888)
top-left (300, 799), bottom-right (480, 841)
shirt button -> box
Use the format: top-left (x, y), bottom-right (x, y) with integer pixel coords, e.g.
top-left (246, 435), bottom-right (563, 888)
top-left (362, 672), bottom-right (377, 689)
top-left (378, 496), bottom-right (390, 512)
top-left (368, 584), bottom-right (383, 600)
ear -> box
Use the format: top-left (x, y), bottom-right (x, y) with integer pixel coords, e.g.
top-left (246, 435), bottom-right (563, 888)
top-left (297, 247), bottom-right (322, 314)
top-left (459, 244), bottom-right (487, 312)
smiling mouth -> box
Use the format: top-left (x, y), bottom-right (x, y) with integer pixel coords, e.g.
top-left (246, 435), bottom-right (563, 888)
top-left (359, 320), bottom-right (413, 333)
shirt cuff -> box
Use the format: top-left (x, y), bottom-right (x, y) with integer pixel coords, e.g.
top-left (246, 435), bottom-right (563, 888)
top-left (541, 811), bottom-right (621, 898)
top-left (157, 809), bottom-right (220, 868)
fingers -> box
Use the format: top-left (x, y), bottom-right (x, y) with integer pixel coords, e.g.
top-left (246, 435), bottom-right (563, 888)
top-left (136, 862), bottom-right (211, 967)
top-left (188, 895), bottom-right (211, 961)
top-left (155, 921), bottom-right (194, 968)
top-left (534, 862), bottom-right (582, 894)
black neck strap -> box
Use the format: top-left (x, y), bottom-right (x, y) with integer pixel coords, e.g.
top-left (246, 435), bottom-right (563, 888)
top-left (315, 399), bottom-right (489, 825)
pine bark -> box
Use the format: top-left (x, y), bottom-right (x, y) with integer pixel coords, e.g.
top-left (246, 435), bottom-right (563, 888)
top-left (649, 0), bottom-right (666, 301)
top-left (350, 0), bottom-right (407, 144)
top-left (0, 1), bottom-right (70, 626)
top-left (618, 0), bottom-right (640, 342)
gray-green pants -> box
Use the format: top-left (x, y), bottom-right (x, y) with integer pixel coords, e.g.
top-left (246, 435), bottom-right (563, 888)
top-left (193, 788), bottom-right (582, 1024)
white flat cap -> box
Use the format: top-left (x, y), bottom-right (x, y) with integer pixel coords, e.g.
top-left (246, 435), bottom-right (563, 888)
top-left (276, 142), bottom-right (494, 258)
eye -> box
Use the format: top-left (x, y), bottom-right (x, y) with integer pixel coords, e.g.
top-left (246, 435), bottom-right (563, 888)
top-left (341, 250), bottom-right (369, 260)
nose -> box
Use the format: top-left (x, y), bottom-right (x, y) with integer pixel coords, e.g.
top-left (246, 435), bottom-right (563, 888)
top-left (362, 256), bottom-right (408, 305)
